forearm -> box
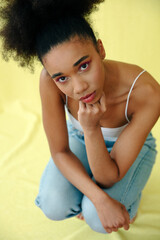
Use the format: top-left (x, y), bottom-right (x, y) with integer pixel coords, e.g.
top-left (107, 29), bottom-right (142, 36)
top-left (52, 150), bottom-right (108, 205)
top-left (52, 149), bottom-right (130, 232)
top-left (53, 150), bottom-right (130, 232)
top-left (83, 126), bottom-right (119, 188)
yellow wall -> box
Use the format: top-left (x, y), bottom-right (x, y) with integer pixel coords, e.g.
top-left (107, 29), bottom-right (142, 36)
top-left (91, 0), bottom-right (160, 155)
top-left (0, 0), bottom-right (159, 152)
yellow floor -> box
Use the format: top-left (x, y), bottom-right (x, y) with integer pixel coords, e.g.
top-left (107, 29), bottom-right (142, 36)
top-left (0, 1), bottom-right (160, 239)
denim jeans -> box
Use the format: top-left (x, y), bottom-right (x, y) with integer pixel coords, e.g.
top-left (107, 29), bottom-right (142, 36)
top-left (35, 121), bottom-right (157, 233)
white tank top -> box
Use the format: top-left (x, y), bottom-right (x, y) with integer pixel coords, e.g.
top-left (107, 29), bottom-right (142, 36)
top-left (65, 69), bottom-right (146, 140)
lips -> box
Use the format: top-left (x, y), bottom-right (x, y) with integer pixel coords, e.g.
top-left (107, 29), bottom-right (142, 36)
top-left (80, 91), bottom-right (96, 103)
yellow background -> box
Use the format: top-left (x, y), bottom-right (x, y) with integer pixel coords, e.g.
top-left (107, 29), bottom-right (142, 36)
top-left (0, 0), bottom-right (159, 239)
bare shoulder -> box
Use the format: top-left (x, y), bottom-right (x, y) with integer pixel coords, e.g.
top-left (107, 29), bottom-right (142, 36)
top-left (127, 68), bottom-right (160, 125)
top-left (112, 60), bottom-right (160, 117)
top-left (132, 69), bottom-right (160, 109)
top-left (115, 61), bottom-right (160, 103)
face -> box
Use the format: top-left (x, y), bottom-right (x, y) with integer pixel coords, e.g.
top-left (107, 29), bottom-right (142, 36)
top-left (42, 36), bottom-right (106, 104)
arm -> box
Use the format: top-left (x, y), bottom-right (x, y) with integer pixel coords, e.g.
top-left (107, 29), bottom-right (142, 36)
top-left (111, 82), bottom-right (160, 180)
top-left (78, 78), bottom-right (160, 188)
top-left (39, 69), bottom-right (101, 202)
top-left (78, 95), bottom-right (119, 188)
top-left (39, 69), bottom-right (130, 233)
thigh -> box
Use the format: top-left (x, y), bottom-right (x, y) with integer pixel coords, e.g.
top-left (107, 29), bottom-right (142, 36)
top-left (35, 158), bottom-right (83, 219)
top-left (67, 121), bottom-right (92, 176)
top-left (35, 124), bottom-right (92, 219)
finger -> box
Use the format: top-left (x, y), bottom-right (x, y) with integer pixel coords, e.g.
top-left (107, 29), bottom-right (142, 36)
top-left (76, 213), bottom-right (85, 221)
top-left (126, 213), bottom-right (130, 224)
top-left (111, 227), bottom-right (118, 232)
top-left (123, 208), bottom-right (130, 224)
top-left (86, 102), bottom-right (100, 114)
top-left (122, 207), bottom-right (130, 230)
top-left (123, 223), bottom-right (130, 231)
top-left (116, 223), bottom-right (123, 228)
top-left (99, 91), bottom-right (105, 102)
top-left (85, 103), bottom-right (93, 111)
top-left (99, 92), bottom-right (106, 111)
top-left (105, 228), bottom-right (112, 234)
top-left (79, 100), bottom-right (86, 110)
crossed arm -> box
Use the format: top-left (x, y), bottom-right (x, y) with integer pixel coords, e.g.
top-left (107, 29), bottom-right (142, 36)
top-left (78, 88), bottom-right (160, 189)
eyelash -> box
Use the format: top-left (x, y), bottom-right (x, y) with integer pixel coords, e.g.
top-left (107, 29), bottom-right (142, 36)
top-left (55, 61), bottom-right (91, 83)
top-left (79, 61), bottom-right (90, 72)
top-left (55, 76), bottom-right (69, 83)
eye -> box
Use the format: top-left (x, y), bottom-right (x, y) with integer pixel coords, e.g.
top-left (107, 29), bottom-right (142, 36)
top-left (56, 76), bottom-right (69, 83)
top-left (79, 62), bottom-right (90, 71)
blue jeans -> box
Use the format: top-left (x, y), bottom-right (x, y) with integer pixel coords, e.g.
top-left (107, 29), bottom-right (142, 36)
top-left (35, 121), bottom-right (157, 233)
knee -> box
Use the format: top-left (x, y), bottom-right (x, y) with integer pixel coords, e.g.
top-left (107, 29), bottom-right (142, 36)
top-left (35, 188), bottom-right (82, 221)
top-left (82, 196), bottom-right (107, 234)
top-left (35, 191), bottom-right (68, 220)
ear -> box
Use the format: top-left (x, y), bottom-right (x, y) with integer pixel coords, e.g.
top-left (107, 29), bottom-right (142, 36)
top-left (97, 39), bottom-right (106, 59)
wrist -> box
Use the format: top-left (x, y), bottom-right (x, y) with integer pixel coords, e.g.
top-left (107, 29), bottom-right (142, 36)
top-left (90, 185), bottom-right (111, 207)
top-left (83, 124), bottom-right (101, 136)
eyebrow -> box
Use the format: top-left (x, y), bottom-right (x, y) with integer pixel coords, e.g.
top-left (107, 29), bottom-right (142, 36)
top-left (51, 72), bottom-right (63, 79)
top-left (73, 55), bottom-right (89, 67)
top-left (51, 55), bottom-right (89, 79)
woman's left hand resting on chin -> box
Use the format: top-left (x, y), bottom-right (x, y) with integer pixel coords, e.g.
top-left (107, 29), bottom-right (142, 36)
top-left (78, 92), bottom-right (107, 132)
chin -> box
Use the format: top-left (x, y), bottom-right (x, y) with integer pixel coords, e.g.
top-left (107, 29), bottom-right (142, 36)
top-left (94, 92), bottom-right (103, 103)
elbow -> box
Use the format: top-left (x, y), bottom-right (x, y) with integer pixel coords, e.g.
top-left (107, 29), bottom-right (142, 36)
top-left (95, 180), bottom-right (116, 189)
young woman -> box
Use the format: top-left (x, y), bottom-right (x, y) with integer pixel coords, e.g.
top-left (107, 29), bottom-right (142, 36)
top-left (0, 0), bottom-right (160, 234)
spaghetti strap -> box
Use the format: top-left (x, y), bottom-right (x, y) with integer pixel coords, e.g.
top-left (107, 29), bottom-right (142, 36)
top-left (125, 69), bottom-right (146, 122)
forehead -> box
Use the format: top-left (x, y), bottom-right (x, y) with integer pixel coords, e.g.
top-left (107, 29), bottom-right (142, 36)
top-left (42, 37), bottom-right (97, 69)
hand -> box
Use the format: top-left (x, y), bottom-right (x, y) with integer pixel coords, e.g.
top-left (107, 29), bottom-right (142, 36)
top-left (78, 92), bottom-right (106, 131)
top-left (95, 193), bottom-right (130, 233)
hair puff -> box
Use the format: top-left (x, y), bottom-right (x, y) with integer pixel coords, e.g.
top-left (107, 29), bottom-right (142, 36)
top-left (0, 0), bottom-right (104, 70)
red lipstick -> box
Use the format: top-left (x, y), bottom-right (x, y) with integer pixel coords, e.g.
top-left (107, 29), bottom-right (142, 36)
top-left (80, 91), bottom-right (96, 103)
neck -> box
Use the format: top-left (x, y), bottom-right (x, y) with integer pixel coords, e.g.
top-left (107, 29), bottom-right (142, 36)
top-left (103, 60), bottom-right (118, 99)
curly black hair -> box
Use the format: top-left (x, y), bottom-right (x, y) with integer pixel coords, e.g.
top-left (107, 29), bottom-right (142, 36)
top-left (0, 0), bottom-right (105, 70)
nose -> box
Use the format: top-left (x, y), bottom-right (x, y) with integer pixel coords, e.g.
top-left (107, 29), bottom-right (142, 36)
top-left (73, 76), bottom-right (88, 95)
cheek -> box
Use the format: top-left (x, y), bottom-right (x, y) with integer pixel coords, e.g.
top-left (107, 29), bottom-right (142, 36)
top-left (90, 67), bottom-right (103, 86)
top-left (56, 83), bottom-right (72, 96)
